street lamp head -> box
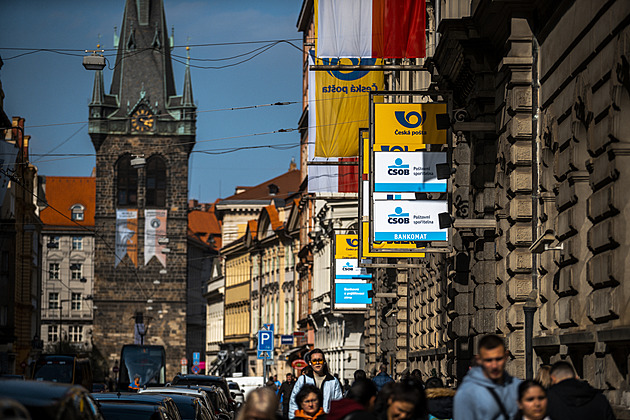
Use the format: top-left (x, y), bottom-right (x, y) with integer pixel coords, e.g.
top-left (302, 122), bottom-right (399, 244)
top-left (82, 52), bottom-right (106, 71)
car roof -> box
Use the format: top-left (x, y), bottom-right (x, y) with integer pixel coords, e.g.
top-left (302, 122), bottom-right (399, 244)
top-left (92, 392), bottom-right (174, 403)
top-left (140, 387), bottom-right (206, 396)
top-left (173, 375), bottom-right (224, 382)
top-left (98, 401), bottom-right (164, 412)
top-left (0, 380), bottom-right (86, 406)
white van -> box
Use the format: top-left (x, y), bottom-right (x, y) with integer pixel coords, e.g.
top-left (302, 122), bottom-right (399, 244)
top-left (226, 376), bottom-right (265, 398)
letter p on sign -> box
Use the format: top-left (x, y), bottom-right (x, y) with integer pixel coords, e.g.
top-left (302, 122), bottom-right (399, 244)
top-left (258, 330), bottom-right (274, 352)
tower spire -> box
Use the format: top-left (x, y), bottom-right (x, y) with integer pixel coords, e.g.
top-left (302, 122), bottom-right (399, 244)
top-left (182, 42), bottom-right (194, 108)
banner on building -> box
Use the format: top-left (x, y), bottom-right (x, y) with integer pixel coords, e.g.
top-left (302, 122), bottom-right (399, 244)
top-left (115, 209), bottom-right (138, 267)
top-left (145, 209), bottom-right (167, 267)
top-left (333, 234), bottom-right (372, 310)
top-left (316, 0), bottom-right (426, 58)
top-left (308, 52), bottom-right (384, 159)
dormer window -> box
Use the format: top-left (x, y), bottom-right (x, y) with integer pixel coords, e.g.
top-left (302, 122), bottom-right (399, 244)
top-left (71, 204), bottom-right (85, 221)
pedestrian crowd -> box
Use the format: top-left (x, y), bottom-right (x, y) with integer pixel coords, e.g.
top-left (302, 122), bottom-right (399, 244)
top-left (237, 335), bottom-right (617, 420)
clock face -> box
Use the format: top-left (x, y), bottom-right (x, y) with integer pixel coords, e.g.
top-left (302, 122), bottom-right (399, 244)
top-left (131, 109), bottom-right (154, 132)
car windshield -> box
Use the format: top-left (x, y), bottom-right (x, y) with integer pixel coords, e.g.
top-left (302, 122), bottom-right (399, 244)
top-left (33, 361), bottom-right (73, 383)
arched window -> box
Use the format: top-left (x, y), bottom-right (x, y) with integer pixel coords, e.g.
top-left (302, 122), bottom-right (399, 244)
top-left (145, 156), bottom-right (166, 207)
top-left (117, 155), bottom-right (138, 206)
top-left (71, 204), bottom-right (85, 221)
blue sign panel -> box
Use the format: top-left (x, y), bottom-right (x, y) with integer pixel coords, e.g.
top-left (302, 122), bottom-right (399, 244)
top-left (192, 352), bottom-right (200, 365)
top-left (257, 350), bottom-right (272, 359)
top-left (280, 335), bottom-right (294, 345)
top-left (335, 283), bottom-right (373, 305)
top-left (258, 330), bottom-right (274, 352)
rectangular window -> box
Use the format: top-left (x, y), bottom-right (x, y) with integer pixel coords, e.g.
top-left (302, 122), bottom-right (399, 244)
top-left (48, 292), bottom-right (59, 309)
top-left (69, 326), bottom-right (83, 342)
top-left (49, 263), bottom-right (60, 280)
top-left (71, 264), bottom-right (82, 280)
top-left (71, 293), bottom-right (82, 310)
top-left (72, 236), bottom-right (83, 250)
top-left (47, 237), bottom-right (60, 249)
top-left (48, 325), bottom-right (58, 342)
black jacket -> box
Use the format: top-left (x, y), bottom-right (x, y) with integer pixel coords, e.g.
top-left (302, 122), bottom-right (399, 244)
top-left (279, 380), bottom-right (296, 406)
top-left (425, 387), bottom-right (455, 420)
top-left (546, 378), bottom-right (615, 420)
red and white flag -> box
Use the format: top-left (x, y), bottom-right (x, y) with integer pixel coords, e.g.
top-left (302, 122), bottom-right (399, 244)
top-left (316, 0), bottom-right (426, 59)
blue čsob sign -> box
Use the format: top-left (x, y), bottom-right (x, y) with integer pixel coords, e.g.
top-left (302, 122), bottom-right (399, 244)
top-left (335, 282), bottom-right (373, 305)
top-left (374, 151), bottom-right (447, 193)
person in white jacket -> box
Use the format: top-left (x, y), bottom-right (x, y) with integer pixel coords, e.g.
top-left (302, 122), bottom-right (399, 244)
top-left (289, 349), bottom-right (343, 419)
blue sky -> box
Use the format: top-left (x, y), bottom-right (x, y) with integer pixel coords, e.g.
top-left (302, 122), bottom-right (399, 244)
top-left (0, 0), bottom-right (303, 202)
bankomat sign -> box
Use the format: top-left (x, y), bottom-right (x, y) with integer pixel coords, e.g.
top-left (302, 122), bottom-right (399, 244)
top-left (375, 103), bottom-right (447, 145)
top-left (373, 200), bottom-right (448, 242)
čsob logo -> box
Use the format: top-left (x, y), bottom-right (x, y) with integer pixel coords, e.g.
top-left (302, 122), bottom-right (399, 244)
top-left (388, 207), bottom-right (410, 224)
top-left (395, 111), bottom-right (427, 128)
top-left (346, 238), bottom-right (359, 248)
top-left (388, 158), bottom-right (410, 175)
top-left (342, 262), bottom-right (355, 271)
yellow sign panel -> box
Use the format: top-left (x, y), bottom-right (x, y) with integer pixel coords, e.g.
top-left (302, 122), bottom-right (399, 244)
top-left (375, 103), bottom-right (447, 146)
top-left (336, 234), bottom-right (359, 259)
top-left (361, 222), bottom-right (424, 257)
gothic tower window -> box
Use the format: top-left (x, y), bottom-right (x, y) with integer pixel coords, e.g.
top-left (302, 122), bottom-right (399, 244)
top-left (117, 155), bottom-right (138, 206)
top-left (145, 155), bottom-right (166, 207)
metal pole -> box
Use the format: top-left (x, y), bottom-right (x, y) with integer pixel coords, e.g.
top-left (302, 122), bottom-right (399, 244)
top-left (58, 301), bottom-right (62, 353)
top-left (524, 292), bottom-right (538, 380)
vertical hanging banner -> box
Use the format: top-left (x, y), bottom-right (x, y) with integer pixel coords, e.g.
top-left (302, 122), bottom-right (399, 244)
top-left (145, 209), bottom-right (167, 267)
top-left (316, 0), bottom-right (426, 58)
top-left (115, 209), bottom-right (138, 267)
top-left (309, 52), bottom-right (384, 158)
top-left (333, 234), bottom-right (372, 309)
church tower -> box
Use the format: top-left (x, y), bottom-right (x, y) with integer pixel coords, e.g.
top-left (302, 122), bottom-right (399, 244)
top-left (88, 0), bottom-right (195, 378)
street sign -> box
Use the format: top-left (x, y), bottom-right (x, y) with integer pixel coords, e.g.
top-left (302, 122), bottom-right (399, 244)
top-left (191, 365), bottom-right (200, 374)
top-left (181, 365), bottom-right (188, 375)
top-left (192, 352), bottom-right (200, 365)
top-left (258, 330), bottom-right (274, 352)
top-left (257, 351), bottom-right (271, 359)
top-left (280, 335), bottom-right (294, 345)
top-left (292, 359), bottom-right (308, 369)
top-left (293, 331), bottom-right (305, 337)
top-left (180, 357), bottom-right (188, 366)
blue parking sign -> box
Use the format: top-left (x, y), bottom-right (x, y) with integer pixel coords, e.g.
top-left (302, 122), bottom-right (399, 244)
top-left (258, 330), bottom-right (274, 352)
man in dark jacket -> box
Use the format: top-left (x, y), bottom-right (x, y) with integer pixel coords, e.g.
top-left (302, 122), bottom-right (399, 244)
top-left (279, 373), bottom-right (297, 418)
top-left (372, 365), bottom-right (394, 392)
top-left (547, 361), bottom-right (616, 420)
top-left (328, 379), bottom-right (377, 420)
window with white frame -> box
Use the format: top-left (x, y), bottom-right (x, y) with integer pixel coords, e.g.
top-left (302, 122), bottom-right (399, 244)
top-left (71, 263), bottom-right (82, 280)
top-left (48, 236), bottom-right (60, 249)
top-left (71, 293), bottom-right (82, 310)
top-left (68, 325), bottom-right (83, 342)
top-left (72, 236), bottom-right (83, 250)
top-left (71, 204), bottom-right (85, 221)
top-left (48, 292), bottom-right (59, 309)
top-left (48, 325), bottom-right (58, 342)
top-left (49, 263), bottom-right (60, 280)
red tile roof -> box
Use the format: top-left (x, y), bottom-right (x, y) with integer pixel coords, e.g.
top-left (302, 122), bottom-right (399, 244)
top-left (221, 169), bottom-right (302, 201)
top-left (264, 204), bottom-right (284, 231)
top-left (40, 176), bottom-right (95, 227)
top-left (188, 204), bottom-right (222, 250)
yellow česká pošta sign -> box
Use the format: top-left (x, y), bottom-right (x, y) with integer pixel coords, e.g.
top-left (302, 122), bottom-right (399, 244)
top-left (335, 234), bottom-right (360, 260)
top-left (375, 103), bottom-right (447, 146)
top-left (313, 56), bottom-right (384, 157)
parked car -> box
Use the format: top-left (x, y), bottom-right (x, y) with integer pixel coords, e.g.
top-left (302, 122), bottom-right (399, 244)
top-left (225, 376), bottom-right (264, 398)
top-left (32, 354), bottom-right (93, 391)
top-left (226, 382), bottom-right (244, 404)
top-left (147, 393), bottom-right (216, 420)
top-left (0, 379), bottom-right (103, 420)
top-left (172, 385), bottom-right (232, 420)
top-left (97, 401), bottom-right (169, 420)
top-left (0, 398), bottom-right (31, 420)
top-left (139, 387), bottom-right (218, 418)
top-left (91, 392), bottom-right (181, 420)
top-left (171, 375), bottom-right (236, 412)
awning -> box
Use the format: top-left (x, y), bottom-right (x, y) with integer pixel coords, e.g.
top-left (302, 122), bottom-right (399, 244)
top-left (281, 345), bottom-right (309, 358)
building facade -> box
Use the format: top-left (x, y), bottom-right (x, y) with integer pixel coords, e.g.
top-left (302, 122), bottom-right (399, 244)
top-left (88, 0), bottom-right (195, 377)
top-left (39, 176), bottom-right (96, 354)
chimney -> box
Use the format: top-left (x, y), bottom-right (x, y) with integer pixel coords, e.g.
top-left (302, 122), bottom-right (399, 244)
top-left (289, 157), bottom-right (297, 171)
